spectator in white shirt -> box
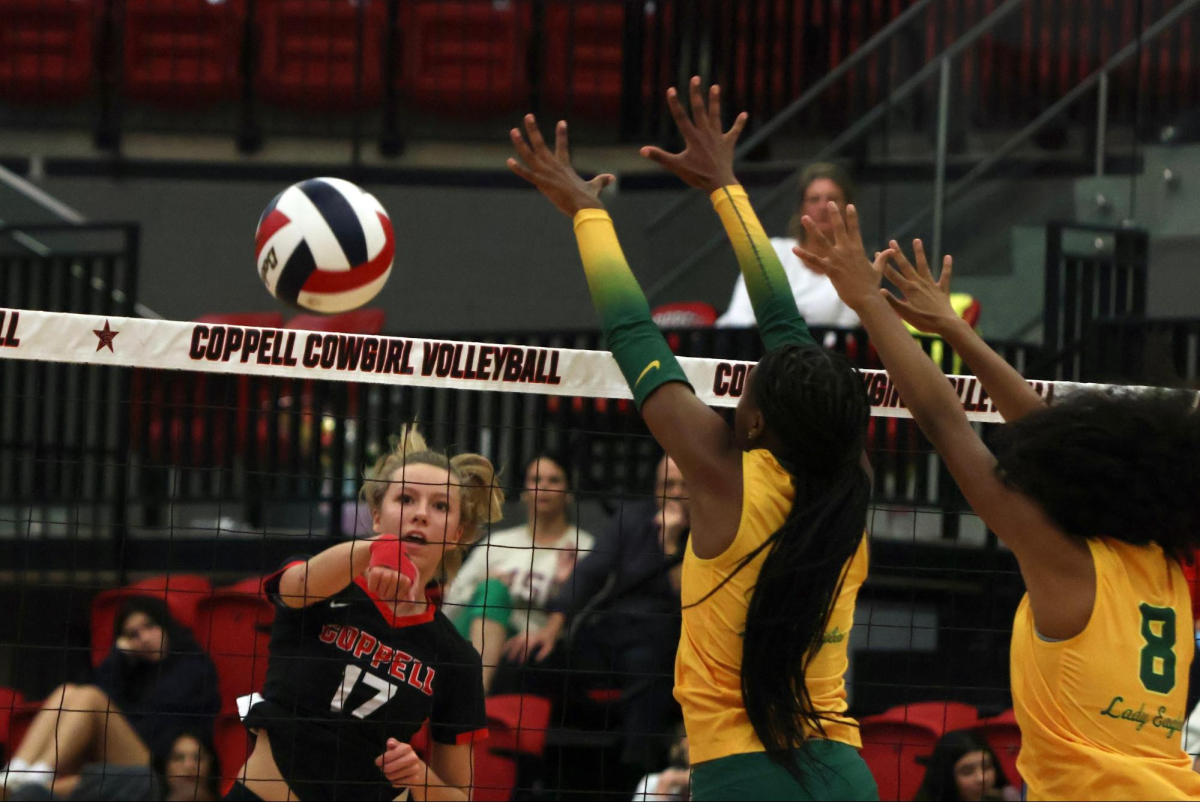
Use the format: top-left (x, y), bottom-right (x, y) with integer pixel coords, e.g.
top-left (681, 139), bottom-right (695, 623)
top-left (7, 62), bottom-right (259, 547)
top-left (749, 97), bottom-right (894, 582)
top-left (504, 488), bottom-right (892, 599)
top-left (445, 454), bottom-right (595, 692)
top-left (716, 163), bottom-right (861, 329)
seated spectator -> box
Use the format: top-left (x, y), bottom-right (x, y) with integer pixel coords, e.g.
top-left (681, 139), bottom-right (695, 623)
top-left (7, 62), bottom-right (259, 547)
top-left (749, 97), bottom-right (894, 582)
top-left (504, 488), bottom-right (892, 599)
top-left (527, 455), bottom-right (689, 781)
top-left (9, 730), bottom-right (220, 802)
top-left (914, 729), bottom-right (1019, 801)
top-left (716, 163), bottom-right (861, 329)
top-left (445, 454), bottom-right (595, 691)
top-left (1, 598), bottom-right (220, 798)
top-left (633, 725), bottom-right (690, 801)
top-left (161, 731), bottom-right (220, 802)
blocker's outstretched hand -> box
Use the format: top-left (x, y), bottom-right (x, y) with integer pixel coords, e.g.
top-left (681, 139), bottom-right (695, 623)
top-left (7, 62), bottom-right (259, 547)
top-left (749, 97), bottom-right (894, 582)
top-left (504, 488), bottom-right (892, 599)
top-left (641, 76), bottom-right (748, 193)
top-left (507, 114), bottom-right (615, 217)
top-left (794, 202), bottom-right (893, 311)
top-left (880, 239), bottom-right (959, 336)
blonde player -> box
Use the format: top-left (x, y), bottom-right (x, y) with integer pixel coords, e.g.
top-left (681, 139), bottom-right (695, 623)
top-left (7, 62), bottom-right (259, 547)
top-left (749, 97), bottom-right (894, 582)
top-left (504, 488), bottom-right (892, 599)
top-left (803, 205), bottom-right (1200, 800)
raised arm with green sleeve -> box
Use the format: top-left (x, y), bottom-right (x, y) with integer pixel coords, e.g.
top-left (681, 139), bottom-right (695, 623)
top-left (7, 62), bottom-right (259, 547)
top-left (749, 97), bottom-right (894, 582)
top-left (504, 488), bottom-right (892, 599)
top-left (573, 207), bottom-right (691, 408)
top-left (709, 185), bottom-right (815, 350)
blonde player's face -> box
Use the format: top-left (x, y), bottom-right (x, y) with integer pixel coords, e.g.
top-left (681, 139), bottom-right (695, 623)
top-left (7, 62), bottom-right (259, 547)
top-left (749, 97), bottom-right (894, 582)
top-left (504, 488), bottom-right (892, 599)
top-left (372, 463), bottom-right (463, 581)
top-left (953, 749), bottom-right (997, 801)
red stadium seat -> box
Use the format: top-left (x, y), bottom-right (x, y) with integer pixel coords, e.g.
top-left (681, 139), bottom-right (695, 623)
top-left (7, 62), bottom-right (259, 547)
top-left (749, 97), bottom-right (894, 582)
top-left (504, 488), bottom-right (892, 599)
top-left (860, 703), bottom-right (980, 801)
top-left (485, 694), bottom-right (551, 757)
top-left (860, 718), bottom-right (938, 801)
top-left (257, 0), bottom-right (386, 110)
top-left (5, 700), bottom-right (42, 758)
top-left (0, 0), bottom-right (93, 102)
top-left (888, 701), bottom-right (981, 734)
top-left (0, 687), bottom-right (24, 761)
top-left (978, 708), bottom-right (1022, 789)
top-left (213, 713), bottom-right (253, 796)
top-left (406, 0), bottom-right (531, 114)
top-left (90, 575), bottom-right (213, 666)
top-left (193, 582), bottom-right (276, 713)
top-left (285, 308), bottom-right (386, 334)
top-left (472, 746), bottom-right (518, 801)
top-left (123, 0), bottom-right (243, 105)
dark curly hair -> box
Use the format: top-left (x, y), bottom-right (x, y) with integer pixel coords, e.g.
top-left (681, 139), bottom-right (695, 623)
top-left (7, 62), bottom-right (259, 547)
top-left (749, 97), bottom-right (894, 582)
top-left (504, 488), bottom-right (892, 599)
top-left (991, 390), bottom-right (1200, 563)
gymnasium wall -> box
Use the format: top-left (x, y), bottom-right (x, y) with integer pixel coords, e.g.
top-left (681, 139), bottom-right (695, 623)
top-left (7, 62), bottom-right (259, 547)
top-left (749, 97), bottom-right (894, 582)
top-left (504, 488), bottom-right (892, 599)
top-left (33, 169), bottom-right (1088, 338)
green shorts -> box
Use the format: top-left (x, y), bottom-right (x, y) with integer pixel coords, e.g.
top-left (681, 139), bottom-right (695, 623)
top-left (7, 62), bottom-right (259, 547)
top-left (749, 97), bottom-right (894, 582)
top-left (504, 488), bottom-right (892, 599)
top-left (691, 740), bottom-right (879, 801)
top-left (452, 578), bottom-right (514, 639)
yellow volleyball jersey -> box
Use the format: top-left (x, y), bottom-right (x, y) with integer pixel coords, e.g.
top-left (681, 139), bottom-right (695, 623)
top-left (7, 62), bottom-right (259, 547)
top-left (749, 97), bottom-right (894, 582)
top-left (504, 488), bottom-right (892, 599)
top-left (674, 449), bottom-right (868, 764)
top-left (1011, 537), bottom-right (1200, 800)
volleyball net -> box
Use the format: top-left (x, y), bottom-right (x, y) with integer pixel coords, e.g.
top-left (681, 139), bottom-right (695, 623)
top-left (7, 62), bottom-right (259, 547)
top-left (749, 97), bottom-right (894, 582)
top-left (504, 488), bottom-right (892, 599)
top-left (0, 307), bottom-right (1184, 799)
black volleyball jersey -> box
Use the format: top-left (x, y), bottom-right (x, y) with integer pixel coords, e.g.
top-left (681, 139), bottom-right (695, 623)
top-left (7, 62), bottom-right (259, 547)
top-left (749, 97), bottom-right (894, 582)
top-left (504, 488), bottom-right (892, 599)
top-left (243, 556), bottom-right (487, 801)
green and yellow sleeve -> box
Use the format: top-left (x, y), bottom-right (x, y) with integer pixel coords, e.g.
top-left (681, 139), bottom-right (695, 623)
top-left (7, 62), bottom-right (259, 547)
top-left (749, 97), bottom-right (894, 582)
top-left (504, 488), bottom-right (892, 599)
top-left (573, 209), bottom-right (691, 409)
top-left (710, 185), bottom-right (816, 351)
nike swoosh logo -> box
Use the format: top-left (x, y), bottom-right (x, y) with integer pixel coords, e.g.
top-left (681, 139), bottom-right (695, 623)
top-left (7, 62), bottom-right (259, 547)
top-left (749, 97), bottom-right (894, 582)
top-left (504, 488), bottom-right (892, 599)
top-left (634, 361), bottom-right (661, 388)
top-left (329, 601), bottom-right (352, 608)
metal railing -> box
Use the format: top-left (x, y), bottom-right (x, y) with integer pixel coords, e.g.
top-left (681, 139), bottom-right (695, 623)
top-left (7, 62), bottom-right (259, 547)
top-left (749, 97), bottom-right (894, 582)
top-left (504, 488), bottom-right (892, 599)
top-left (641, 0), bottom-right (1200, 301)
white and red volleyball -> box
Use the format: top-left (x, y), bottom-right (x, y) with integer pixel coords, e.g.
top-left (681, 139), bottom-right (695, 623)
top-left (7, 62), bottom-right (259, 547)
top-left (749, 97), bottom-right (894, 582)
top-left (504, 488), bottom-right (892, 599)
top-left (254, 177), bottom-right (395, 313)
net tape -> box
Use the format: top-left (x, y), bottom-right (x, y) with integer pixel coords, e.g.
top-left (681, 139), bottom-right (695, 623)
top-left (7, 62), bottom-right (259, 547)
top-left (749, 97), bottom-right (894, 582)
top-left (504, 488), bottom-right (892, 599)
top-left (0, 308), bottom-right (1166, 422)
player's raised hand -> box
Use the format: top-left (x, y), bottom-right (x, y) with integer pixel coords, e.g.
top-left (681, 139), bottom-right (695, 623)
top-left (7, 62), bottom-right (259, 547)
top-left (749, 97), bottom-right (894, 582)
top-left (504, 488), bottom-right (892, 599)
top-left (375, 738), bottom-right (428, 788)
top-left (641, 76), bottom-right (748, 193)
top-left (880, 240), bottom-right (959, 336)
top-left (795, 202), bottom-right (893, 311)
top-left (507, 115), bottom-right (615, 218)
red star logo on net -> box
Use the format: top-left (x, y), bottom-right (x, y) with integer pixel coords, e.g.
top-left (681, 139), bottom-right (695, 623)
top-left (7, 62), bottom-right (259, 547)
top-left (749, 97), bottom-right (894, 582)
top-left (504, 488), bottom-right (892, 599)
top-left (93, 320), bottom-right (119, 352)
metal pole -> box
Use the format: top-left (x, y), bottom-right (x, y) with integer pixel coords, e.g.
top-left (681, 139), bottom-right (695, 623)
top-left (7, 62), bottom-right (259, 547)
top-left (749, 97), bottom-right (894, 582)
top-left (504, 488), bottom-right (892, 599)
top-left (1095, 70), bottom-right (1109, 177)
top-left (932, 57), bottom-right (951, 267)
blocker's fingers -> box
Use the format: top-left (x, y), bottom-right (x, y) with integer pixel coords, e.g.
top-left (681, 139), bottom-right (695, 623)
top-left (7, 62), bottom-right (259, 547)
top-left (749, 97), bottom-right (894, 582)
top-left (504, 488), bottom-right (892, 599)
top-left (883, 263), bottom-right (913, 289)
top-left (727, 111), bottom-right (749, 140)
top-left (523, 114), bottom-right (548, 155)
top-left (799, 216), bottom-right (834, 251)
top-left (844, 203), bottom-right (863, 247)
top-left (912, 238), bottom-right (934, 279)
top-left (665, 87), bottom-right (693, 134)
top-left (640, 146), bottom-right (683, 167)
top-left (509, 127), bottom-right (534, 163)
top-left (888, 240), bottom-right (919, 280)
top-left (826, 202), bottom-right (847, 245)
top-left (554, 120), bottom-right (570, 162)
top-left (688, 76), bottom-right (705, 125)
top-left (707, 84), bottom-right (722, 130)
top-left (881, 289), bottom-right (910, 314)
top-left (506, 158), bottom-right (535, 184)
top-left (872, 248), bottom-right (896, 275)
top-left (938, 255), bottom-right (955, 289)
top-left (794, 247), bottom-right (830, 273)
top-left (587, 174), bottom-right (616, 193)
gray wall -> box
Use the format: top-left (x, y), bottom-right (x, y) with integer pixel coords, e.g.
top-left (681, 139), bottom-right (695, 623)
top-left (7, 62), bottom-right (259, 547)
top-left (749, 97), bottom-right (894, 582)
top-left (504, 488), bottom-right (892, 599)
top-left (26, 164), bottom-right (1183, 336)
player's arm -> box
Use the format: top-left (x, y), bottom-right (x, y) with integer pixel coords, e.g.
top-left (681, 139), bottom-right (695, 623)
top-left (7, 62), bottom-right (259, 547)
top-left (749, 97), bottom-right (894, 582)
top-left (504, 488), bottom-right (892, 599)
top-left (800, 205), bottom-right (1095, 640)
top-left (276, 537), bottom-right (411, 609)
top-left (641, 78), bottom-right (815, 351)
top-left (376, 739), bottom-right (471, 801)
top-left (507, 115), bottom-right (743, 557)
top-left (877, 241), bottom-right (1046, 423)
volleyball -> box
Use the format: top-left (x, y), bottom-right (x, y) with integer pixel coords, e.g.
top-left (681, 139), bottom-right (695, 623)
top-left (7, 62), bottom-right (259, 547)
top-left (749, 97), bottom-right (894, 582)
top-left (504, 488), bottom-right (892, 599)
top-left (254, 177), bottom-right (395, 313)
